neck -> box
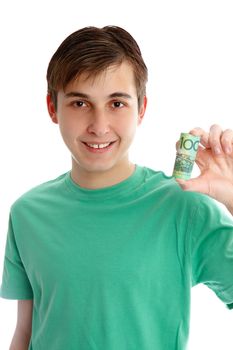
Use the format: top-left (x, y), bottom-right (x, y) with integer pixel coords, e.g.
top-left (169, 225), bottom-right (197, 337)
top-left (70, 160), bottom-right (136, 189)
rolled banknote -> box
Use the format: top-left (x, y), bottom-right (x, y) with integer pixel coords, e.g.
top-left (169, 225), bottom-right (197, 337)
top-left (172, 133), bottom-right (200, 180)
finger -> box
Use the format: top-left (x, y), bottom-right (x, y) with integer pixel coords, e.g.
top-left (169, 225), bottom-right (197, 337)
top-left (195, 145), bottom-right (209, 169)
top-left (209, 124), bottom-right (223, 155)
top-left (220, 128), bottom-right (233, 155)
top-left (189, 127), bottom-right (210, 148)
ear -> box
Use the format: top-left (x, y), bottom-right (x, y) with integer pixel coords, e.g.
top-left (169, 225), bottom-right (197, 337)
top-left (47, 94), bottom-right (58, 124)
top-left (137, 95), bottom-right (147, 125)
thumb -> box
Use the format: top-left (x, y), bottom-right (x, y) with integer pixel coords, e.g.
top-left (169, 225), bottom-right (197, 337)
top-left (176, 177), bottom-right (209, 195)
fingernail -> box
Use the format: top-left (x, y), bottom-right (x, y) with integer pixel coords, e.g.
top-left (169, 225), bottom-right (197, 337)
top-left (214, 146), bottom-right (221, 154)
top-left (225, 147), bottom-right (232, 154)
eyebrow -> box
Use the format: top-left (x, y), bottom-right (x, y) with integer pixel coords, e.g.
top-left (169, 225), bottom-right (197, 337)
top-left (64, 91), bottom-right (132, 100)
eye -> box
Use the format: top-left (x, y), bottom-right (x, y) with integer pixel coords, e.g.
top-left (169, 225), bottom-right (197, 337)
top-left (112, 101), bottom-right (124, 108)
top-left (72, 100), bottom-right (87, 108)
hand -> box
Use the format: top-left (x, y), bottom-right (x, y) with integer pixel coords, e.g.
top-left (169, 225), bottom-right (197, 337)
top-left (176, 124), bottom-right (233, 215)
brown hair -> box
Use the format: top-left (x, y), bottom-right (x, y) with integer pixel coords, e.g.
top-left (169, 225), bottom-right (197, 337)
top-left (46, 26), bottom-right (148, 110)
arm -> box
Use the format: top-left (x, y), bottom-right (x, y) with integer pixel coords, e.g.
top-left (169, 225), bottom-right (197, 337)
top-left (9, 299), bottom-right (33, 350)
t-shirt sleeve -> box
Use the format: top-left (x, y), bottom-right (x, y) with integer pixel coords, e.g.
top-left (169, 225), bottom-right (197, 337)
top-left (190, 195), bottom-right (233, 309)
top-left (0, 215), bottom-right (33, 300)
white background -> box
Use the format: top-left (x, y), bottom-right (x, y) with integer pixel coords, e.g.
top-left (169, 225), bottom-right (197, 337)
top-left (0, 0), bottom-right (233, 349)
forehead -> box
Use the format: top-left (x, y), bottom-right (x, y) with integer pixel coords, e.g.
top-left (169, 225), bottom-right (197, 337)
top-left (64, 61), bottom-right (137, 94)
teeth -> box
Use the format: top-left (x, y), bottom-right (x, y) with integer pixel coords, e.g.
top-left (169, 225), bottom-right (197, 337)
top-left (87, 142), bottom-right (111, 149)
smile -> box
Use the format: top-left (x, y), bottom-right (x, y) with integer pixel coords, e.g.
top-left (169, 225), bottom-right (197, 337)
top-left (86, 142), bottom-right (112, 149)
top-left (82, 141), bottom-right (117, 152)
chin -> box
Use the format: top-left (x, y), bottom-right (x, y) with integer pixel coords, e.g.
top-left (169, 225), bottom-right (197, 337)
top-left (75, 159), bottom-right (118, 174)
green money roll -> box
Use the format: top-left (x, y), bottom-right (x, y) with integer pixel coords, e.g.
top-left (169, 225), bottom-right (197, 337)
top-left (172, 133), bottom-right (200, 180)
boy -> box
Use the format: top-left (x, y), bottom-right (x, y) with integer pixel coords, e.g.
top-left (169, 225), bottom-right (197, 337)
top-left (1, 26), bottom-right (233, 350)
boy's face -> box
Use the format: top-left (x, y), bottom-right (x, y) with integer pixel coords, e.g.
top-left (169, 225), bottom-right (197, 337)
top-left (47, 61), bottom-right (147, 182)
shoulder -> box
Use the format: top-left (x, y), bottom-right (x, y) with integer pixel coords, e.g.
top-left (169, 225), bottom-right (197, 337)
top-left (11, 172), bottom-right (69, 213)
top-left (142, 165), bottom-right (201, 201)
top-left (141, 165), bottom-right (224, 215)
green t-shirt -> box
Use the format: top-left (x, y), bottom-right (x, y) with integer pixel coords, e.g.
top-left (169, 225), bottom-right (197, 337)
top-left (1, 165), bottom-right (233, 349)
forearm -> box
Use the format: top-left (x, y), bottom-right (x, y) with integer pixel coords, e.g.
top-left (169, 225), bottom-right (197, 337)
top-left (9, 328), bottom-right (31, 350)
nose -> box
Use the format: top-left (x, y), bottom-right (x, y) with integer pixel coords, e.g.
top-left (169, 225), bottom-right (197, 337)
top-left (87, 109), bottom-right (110, 137)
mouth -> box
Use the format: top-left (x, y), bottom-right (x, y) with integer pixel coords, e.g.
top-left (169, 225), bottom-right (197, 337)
top-left (82, 141), bottom-right (117, 152)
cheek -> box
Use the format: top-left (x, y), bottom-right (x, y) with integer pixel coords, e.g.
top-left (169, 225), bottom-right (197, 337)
top-left (117, 118), bottom-right (138, 142)
top-left (58, 119), bottom-right (78, 144)
top-left (126, 113), bottom-right (139, 131)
